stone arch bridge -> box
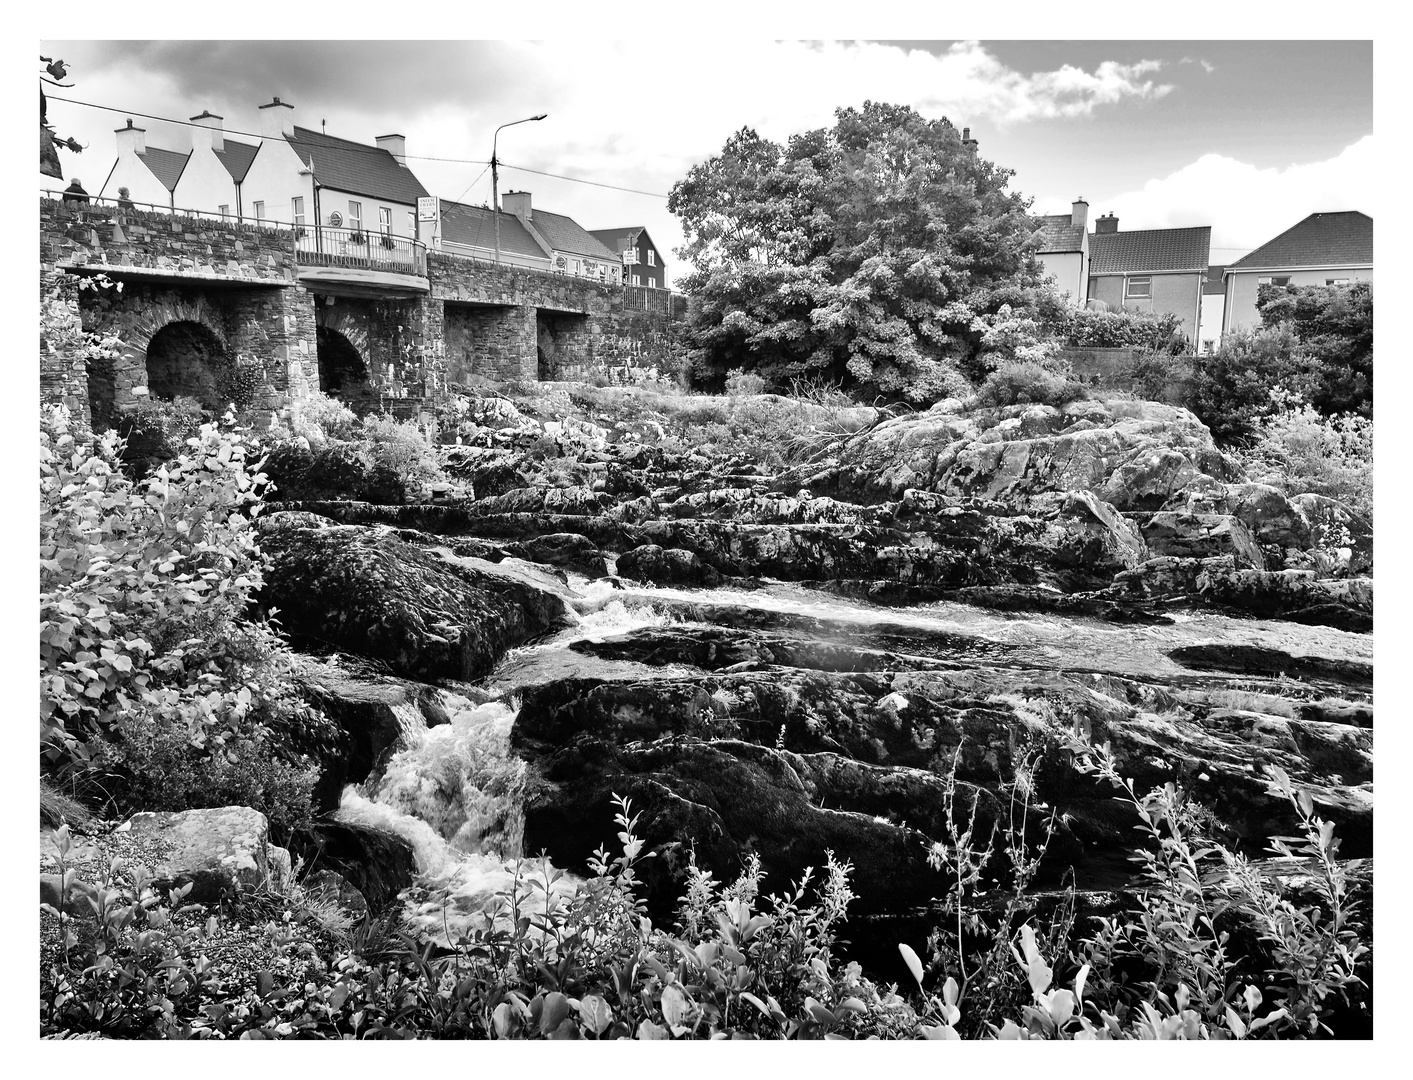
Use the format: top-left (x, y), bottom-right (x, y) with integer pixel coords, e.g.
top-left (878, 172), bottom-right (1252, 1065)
top-left (39, 197), bottom-right (687, 430)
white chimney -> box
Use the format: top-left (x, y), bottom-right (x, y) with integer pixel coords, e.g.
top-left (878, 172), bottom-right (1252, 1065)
top-left (259, 96), bottom-right (295, 139)
top-left (1071, 197), bottom-right (1089, 229)
top-left (115, 118), bottom-right (146, 156)
top-left (189, 110), bottom-right (225, 153)
top-left (502, 190), bottom-right (531, 221)
top-left (376, 133), bottom-right (407, 166)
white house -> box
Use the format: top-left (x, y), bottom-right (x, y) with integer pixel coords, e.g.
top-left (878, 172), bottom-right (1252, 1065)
top-left (170, 111), bottom-right (258, 219)
top-left (1033, 199), bottom-right (1091, 306)
top-left (98, 119), bottom-right (186, 209)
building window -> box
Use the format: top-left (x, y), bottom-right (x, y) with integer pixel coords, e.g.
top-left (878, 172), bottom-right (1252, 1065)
top-left (379, 206), bottom-right (392, 236)
top-left (348, 201), bottom-right (362, 233)
top-left (1125, 275), bottom-right (1151, 299)
top-left (292, 197), bottom-right (304, 227)
top-left (408, 210), bottom-right (416, 235)
top-left (647, 249), bottom-right (655, 266)
top-left (571, 259), bottom-right (581, 275)
top-left (253, 200), bottom-right (265, 224)
top-left (1327, 277), bottom-right (1350, 285)
top-left (218, 204), bottom-right (229, 218)
top-left (1258, 275), bottom-right (1291, 287)
top-left (631, 274), bottom-right (640, 287)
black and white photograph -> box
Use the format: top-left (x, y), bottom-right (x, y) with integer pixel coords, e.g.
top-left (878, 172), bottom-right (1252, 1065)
top-left (34, 23), bottom-right (1380, 1047)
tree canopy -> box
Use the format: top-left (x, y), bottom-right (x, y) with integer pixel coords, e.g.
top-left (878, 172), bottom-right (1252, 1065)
top-left (668, 103), bottom-right (1051, 402)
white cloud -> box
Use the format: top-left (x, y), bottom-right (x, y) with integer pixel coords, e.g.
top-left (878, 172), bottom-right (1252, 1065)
top-left (1034, 136), bottom-right (1375, 258)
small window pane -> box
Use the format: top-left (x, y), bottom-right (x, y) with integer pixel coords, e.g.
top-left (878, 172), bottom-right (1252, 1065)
top-left (292, 197), bottom-right (304, 226)
top-left (647, 250), bottom-right (655, 266)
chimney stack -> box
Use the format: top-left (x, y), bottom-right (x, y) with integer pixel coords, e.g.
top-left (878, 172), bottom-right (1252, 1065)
top-left (961, 126), bottom-right (978, 150)
top-left (189, 110), bottom-right (225, 153)
top-left (501, 190), bottom-right (531, 222)
top-left (258, 96), bottom-right (295, 140)
top-left (1095, 212), bottom-right (1119, 234)
top-left (375, 133), bottom-right (407, 166)
top-left (115, 118), bottom-right (146, 156)
top-left (1071, 197), bottom-right (1089, 229)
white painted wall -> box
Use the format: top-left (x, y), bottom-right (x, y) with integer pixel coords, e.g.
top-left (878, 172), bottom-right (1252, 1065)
top-left (172, 144), bottom-right (239, 216)
top-left (1223, 266), bottom-right (1373, 334)
top-left (98, 151), bottom-right (175, 208)
top-left (1038, 251), bottom-right (1086, 306)
top-left (239, 139), bottom-right (314, 226)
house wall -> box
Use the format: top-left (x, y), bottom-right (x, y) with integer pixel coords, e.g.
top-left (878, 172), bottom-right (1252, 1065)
top-left (1088, 270), bottom-right (1202, 343)
top-left (319, 189), bottom-right (418, 240)
top-left (624, 234), bottom-right (665, 289)
top-left (173, 146), bottom-right (239, 216)
top-left (1223, 266), bottom-right (1373, 335)
top-left (239, 140), bottom-right (315, 226)
top-left (1199, 293), bottom-right (1225, 353)
top-left (97, 152), bottom-right (174, 208)
top-left (1038, 251), bottom-right (1086, 306)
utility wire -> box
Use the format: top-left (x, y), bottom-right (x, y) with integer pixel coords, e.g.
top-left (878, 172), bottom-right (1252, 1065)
top-left (495, 162), bottom-right (668, 199)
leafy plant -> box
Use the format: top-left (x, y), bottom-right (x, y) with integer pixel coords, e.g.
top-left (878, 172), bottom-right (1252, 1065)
top-left (970, 360), bottom-right (1088, 409)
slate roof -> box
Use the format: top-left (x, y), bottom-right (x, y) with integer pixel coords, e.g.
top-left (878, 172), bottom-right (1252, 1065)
top-left (439, 200), bottom-right (549, 262)
top-left (1226, 211), bottom-right (1372, 271)
top-left (1089, 225), bottom-right (1211, 275)
top-left (137, 146), bottom-right (190, 192)
top-left (213, 138), bottom-right (259, 184)
top-left (1032, 214), bottom-right (1086, 254)
top-left (526, 209), bottom-right (622, 262)
top-left (589, 226), bottom-right (644, 255)
top-left (1203, 264), bottom-right (1227, 296)
top-left (285, 126), bottom-right (430, 205)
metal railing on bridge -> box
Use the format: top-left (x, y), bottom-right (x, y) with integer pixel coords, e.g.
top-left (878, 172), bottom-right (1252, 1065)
top-left (42, 191), bottom-right (427, 277)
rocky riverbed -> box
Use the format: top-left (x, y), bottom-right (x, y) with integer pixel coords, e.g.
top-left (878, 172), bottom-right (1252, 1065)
top-left (87, 388), bottom-right (1370, 987)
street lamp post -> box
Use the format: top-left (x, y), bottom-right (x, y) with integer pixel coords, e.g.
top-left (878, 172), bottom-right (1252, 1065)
top-left (492, 113), bottom-right (547, 269)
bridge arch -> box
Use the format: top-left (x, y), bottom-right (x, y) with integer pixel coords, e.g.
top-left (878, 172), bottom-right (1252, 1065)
top-left (315, 303), bottom-right (377, 408)
top-left (144, 320), bottom-right (231, 409)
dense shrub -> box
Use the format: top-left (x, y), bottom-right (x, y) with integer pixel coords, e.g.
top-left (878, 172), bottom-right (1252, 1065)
top-left (1129, 349), bottom-right (1196, 403)
top-left (971, 360), bottom-right (1089, 409)
top-left (724, 369), bottom-right (767, 396)
top-left (1257, 281), bottom-right (1372, 419)
top-left (269, 391), bottom-right (358, 446)
top-left (117, 394), bottom-right (207, 477)
top-left (1187, 326), bottom-right (1319, 444)
top-left (1239, 401), bottom-right (1372, 523)
top-left (358, 413), bottom-right (445, 495)
top-left (39, 404), bottom-right (332, 833)
top-left (1056, 308), bottom-right (1187, 353)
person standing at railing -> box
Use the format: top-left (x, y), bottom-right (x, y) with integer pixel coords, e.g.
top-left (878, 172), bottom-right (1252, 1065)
top-left (61, 177), bottom-right (89, 204)
top-left (116, 186), bottom-right (134, 210)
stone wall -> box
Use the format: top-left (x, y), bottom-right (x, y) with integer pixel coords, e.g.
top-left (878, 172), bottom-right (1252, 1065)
top-left (40, 198), bottom-right (298, 285)
top-left (39, 269), bottom-right (92, 429)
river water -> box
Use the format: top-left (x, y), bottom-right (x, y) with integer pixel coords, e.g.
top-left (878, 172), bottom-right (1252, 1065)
top-left (332, 572), bottom-right (1372, 939)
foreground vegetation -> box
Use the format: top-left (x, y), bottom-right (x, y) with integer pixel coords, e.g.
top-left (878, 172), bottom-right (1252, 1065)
top-left (42, 751), bottom-right (1367, 1039)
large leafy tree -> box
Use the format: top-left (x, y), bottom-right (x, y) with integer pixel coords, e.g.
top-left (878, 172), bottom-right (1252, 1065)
top-left (669, 102), bottom-right (1050, 402)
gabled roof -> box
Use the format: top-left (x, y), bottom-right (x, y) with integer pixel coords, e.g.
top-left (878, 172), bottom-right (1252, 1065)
top-left (1032, 214), bottom-right (1086, 255)
top-left (285, 126), bottom-right (429, 205)
top-left (1089, 225), bottom-right (1211, 275)
top-left (137, 146), bottom-right (190, 192)
top-left (213, 138), bottom-right (259, 184)
top-left (1227, 211), bottom-right (1372, 271)
top-left (589, 226), bottom-right (644, 254)
top-left (1203, 264), bottom-right (1227, 296)
top-left (440, 200), bottom-right (550, 262)
top-left (526, 209), bottom-right (622, 262)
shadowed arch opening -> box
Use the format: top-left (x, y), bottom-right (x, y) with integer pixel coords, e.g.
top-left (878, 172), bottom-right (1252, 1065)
top-left (317, 325), bottom-right (376, 407)
top-left (145, 320), bottom-right (228, 410)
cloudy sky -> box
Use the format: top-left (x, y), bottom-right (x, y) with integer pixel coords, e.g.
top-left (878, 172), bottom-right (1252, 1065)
top-left (39, 35), bottom-right (1371, 285)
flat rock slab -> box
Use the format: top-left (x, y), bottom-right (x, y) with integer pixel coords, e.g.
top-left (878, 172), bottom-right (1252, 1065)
top-left (114, 807), bottom-right (289, 903)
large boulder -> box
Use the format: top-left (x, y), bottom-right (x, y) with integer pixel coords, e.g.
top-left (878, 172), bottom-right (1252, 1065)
top-left (116, 807), bottom-right (290, 903)
top-left (258, 514), bottom-right (570, 681)
top-left (616, 544), bottom-right (722, 587)
top-left (1137, 511), bottom-right (1265, 568)
top-left (287, 820), bottom-right (418, 913)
